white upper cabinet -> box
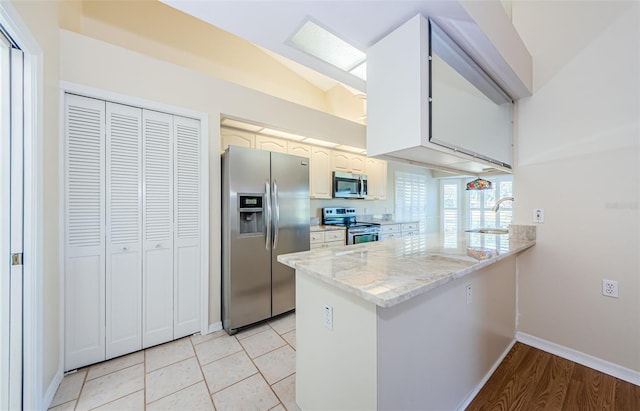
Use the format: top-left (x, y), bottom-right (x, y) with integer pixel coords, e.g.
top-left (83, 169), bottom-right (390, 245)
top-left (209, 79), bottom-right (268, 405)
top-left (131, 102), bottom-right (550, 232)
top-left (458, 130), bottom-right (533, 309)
top-left (255, 135), bottom-right (287, 153)
top-left (220, 128), bottom-right (254, 153)
top-left (332, 151), bottom-right (365, 174)
top-left (365, 158), bottom-right (387, 200)
top-left (367, 14), bottom-right (529, 174)
top-left (287, 141), bottom-right (311, 158)
top-left (310, 146), bottom-right (332, 199)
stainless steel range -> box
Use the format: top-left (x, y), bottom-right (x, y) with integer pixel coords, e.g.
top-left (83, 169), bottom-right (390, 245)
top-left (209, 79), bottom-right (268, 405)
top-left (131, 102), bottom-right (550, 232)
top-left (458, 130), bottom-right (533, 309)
top-left (322, 207), bottom-right (381, 245)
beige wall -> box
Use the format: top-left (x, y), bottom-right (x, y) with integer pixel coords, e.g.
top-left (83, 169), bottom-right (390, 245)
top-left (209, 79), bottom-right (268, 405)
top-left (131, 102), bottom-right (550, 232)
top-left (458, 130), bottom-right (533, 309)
top-left (58, 0), bottom-right (370, 122)
top-left (10, 0), bottom-right (62, 398)
top-left (513, 1), bottom-right (639, 371)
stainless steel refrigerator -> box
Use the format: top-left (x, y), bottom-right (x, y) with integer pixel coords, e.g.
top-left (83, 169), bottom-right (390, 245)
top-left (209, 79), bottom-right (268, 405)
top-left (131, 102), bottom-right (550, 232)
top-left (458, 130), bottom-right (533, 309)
top-left (222, 146), bottom-right (310, 334)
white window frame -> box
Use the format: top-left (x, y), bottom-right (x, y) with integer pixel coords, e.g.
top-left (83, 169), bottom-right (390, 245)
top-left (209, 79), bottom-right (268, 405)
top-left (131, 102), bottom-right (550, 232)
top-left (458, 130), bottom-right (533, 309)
top-left (394, 170), bottom-right (428, 232)
top-left (467, 175), bottom-right (513, 230)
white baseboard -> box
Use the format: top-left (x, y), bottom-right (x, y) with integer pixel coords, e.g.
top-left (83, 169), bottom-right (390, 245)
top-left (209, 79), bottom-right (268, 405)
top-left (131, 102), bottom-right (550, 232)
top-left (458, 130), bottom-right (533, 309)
top-left (208, 321), bottom-right (223, 334)
top-left (42, 366), bottom-right (64, 410)
top-left (516, 332), bottom-right (640, 386)
top-left (456, 338), bottom-right (517, 411)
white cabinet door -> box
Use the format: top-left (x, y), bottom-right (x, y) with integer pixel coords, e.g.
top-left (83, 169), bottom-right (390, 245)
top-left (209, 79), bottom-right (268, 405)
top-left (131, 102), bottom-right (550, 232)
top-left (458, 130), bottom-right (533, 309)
top-left (333, 151), bottom-right (366, 173)
top-left (310, 147), bottom-right (332, 199)
top-left (174, 116), bottom-right (201, 338)
top-left (349, 154), bottom-right (366, 173)
top-left (64, 94), bottom-right (106, 370)
top-left (287, 141), bottom-right (311, 158)
top-left (365, 158), bottom-right (387, 200)
top-left (142, 110), bottom-right (174, 348)
top-left (105, 103), bottom-right (143, 359)
top-left (255, 135), bottom-right (287, 153)
top-left (220, 128), bottom-right (254, 153)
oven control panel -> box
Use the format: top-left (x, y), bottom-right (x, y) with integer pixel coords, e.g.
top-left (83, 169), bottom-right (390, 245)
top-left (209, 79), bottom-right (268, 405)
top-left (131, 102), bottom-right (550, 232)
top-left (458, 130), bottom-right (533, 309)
top-left (323, 207), bottom-right (356, 218)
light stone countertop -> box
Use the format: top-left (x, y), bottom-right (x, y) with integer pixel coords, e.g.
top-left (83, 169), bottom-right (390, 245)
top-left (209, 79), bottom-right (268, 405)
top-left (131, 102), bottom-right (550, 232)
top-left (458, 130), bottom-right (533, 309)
top-left (278, 227), bottom-right (535, 308)
top-left (363, 220), bottom-right (419, 225)
top-left (310, 225), bottom-right (347, 232)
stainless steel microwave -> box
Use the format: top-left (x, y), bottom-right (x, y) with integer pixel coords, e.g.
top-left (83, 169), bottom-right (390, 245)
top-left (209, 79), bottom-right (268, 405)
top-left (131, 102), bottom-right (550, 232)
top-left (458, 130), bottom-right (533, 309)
top-left (333, 171), bottom-right (367, 199)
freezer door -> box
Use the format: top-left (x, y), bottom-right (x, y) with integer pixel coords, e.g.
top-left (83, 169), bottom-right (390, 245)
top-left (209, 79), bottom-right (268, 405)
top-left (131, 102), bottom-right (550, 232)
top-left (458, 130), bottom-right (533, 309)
top-left (222, 146), bottom-right (272, 331)
top-left (270, 152), bottom-right (310, 316)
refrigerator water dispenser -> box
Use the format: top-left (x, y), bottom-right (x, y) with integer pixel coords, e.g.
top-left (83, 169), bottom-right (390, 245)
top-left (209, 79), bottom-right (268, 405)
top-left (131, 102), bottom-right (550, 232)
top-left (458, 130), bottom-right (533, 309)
top-left (238, 194), bottom-right (264, 235)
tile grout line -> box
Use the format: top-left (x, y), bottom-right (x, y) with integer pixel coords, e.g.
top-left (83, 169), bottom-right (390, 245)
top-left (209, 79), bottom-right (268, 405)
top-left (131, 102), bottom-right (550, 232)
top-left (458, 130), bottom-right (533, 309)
top-left (189, 334), bottom-right (217, 410)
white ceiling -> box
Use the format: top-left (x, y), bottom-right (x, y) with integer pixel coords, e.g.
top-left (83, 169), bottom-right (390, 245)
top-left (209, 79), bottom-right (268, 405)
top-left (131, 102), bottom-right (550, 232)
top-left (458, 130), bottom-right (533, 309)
top-left (160, 1), bottom-right (474, 93)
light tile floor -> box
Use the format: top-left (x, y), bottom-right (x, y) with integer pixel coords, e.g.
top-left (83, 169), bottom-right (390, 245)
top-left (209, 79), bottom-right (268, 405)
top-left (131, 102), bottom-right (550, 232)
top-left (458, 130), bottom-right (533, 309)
top-left (49, 312), bottom-right (299, 411)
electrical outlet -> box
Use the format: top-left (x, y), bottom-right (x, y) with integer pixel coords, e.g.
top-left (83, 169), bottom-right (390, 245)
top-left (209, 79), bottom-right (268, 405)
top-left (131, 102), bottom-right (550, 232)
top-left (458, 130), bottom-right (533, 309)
top-left (323, 304), bottom-right (333, 330)
top-left (533, 208), bottom-right (544, 223)
top-left (602, 280), bottom-right (619, 298)
top-left (465, 284), bottom-right (472, 305)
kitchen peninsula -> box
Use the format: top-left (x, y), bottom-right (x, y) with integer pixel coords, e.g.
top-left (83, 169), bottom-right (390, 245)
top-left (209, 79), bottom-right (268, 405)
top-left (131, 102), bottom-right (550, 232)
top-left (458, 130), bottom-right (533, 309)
top-left (278, 227), bottom-right (535, 410)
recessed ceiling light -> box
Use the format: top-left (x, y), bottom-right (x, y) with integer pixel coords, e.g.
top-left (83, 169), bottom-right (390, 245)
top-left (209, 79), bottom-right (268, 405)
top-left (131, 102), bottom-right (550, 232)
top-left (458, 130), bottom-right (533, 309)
top-left (349, 62), bottom-right (367, 81)
top-left (289, 20), bottom-right (365, 72)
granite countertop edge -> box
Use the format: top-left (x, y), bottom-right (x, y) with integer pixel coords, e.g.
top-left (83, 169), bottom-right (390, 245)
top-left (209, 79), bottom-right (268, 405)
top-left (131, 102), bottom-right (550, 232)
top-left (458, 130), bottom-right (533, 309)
top-left (278, 228), bottom-right (536, 308)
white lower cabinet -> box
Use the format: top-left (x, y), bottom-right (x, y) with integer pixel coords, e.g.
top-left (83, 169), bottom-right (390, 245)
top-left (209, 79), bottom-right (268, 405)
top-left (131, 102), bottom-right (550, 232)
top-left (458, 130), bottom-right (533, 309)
top-left (310, 229), bottom-right (346, 249)
top-left (64, 94), bottom-right (202, 371)
top-left (380, 223), bottom-right (420, 241)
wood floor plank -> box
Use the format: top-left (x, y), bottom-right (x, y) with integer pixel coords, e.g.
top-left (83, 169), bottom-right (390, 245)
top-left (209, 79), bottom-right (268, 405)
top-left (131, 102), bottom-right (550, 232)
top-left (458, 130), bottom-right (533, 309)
top-left (465, 343), bottom-right (530, 411)
top-left (528, 354), bottom-right (574, 410)
top-left (466, 343), bottom-right (640, 411)
top-left (488, 347), bottom-right (552, 410)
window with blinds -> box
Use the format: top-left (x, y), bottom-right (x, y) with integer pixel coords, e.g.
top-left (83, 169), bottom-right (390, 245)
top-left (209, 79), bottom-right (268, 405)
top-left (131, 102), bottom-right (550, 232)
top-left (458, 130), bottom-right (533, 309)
top-left (441, 181), bottom-right (460, 248)
top-left (395, 171), bottom-right (428, 232)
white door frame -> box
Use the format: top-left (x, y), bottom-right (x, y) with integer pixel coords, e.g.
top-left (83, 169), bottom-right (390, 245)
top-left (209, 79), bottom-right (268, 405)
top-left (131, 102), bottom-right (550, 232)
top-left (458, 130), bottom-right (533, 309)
top-left (0, 2), bottom-right (43, 410)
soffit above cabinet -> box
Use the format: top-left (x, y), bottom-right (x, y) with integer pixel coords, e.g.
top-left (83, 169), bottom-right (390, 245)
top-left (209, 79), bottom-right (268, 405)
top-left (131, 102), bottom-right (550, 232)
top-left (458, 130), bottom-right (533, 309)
top-left (160, 0), bottom-right (532, 98)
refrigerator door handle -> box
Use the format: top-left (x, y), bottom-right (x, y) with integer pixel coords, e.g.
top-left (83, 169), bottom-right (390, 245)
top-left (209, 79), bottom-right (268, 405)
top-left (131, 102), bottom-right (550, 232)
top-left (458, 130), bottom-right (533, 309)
top-left (265, 180), bottom-right (271, 250)
top-left (273, 179), bottom-right (280, 250)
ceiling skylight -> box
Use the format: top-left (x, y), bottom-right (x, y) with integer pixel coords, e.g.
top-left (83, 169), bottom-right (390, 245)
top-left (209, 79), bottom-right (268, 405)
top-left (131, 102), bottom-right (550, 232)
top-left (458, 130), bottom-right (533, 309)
top-left (349, 62), bottom-right (367, 81)
top-left (289, 20), bottom-right (366, 73)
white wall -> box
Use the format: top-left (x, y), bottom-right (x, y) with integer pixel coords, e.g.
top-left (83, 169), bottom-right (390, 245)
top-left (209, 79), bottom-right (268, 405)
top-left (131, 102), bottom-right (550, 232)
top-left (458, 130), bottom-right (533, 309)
top-left (513, 1), bottom-right (639, 371)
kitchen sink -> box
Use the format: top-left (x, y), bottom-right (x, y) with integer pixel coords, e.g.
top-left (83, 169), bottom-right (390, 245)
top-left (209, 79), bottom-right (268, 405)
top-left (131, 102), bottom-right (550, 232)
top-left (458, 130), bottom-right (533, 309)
top-left (465, 228), bottom-right (509, 235)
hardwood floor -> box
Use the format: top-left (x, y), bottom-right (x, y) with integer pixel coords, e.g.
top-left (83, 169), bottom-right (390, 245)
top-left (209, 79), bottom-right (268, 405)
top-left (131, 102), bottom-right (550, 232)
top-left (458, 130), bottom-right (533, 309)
top-left (466, 342), bottom-right (640, 410)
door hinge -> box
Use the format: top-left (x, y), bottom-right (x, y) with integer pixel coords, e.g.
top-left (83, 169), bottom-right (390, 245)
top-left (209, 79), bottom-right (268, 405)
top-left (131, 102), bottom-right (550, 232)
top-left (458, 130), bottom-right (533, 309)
top-left (11, 253), bottom-right (23, 266)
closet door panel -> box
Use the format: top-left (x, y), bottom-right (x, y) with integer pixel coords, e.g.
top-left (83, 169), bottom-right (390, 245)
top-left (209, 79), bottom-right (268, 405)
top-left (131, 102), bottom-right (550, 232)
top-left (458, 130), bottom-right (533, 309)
top-left (105, 102), bottom-right (142, 359)
top-left (64, 94), bottom-right (106, 370)
top-left (174, 116), bottom-right (201, 338)
top-left (143, 110), bottom-right (174, 348)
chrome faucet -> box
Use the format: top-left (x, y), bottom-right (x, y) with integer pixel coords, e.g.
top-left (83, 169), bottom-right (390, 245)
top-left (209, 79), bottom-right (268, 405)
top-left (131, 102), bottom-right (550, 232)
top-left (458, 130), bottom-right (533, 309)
top-left (492, 197), bottom-right (514, 212)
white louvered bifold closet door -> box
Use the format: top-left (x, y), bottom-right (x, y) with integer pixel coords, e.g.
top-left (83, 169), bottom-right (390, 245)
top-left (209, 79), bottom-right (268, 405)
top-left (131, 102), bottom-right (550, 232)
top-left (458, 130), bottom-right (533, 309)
top-left (173, 116), bottom-right (201, 338)
top-left (105, 103), bottom-right (143, 359)
top-left (142, 110), bottom-right (174, 348)
top-left (64, 94), bottom-right (106, 370)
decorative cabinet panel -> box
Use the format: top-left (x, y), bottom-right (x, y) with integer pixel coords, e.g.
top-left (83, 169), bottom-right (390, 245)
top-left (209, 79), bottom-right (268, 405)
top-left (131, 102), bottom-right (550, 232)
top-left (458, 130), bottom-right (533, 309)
top-left (255, 135), bottom-right (287, 153)
top-left (287, 141), bottom-right (311, 158)
top-left (310, 146), bottom-right (332, 199)
top-left (64, 94), bottom-right (202, 371)
top-left (332, 151), bottom-right (366, 173)
top-left (220, 128), bottom-right (254, 153)
top-left (309, 229), bottom-right (346, 249)
top-left (365, 158), bottom-right (387, 200)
